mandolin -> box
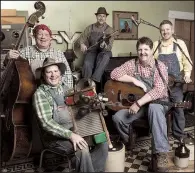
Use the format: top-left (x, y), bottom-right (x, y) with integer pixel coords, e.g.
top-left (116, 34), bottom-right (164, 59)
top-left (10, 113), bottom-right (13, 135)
top-left (104, 80), bottom-right (192, 111)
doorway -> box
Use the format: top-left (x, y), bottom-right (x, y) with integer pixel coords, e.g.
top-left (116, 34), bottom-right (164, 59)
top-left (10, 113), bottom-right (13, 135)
top-left (174, 19), bottom-right (194, 91)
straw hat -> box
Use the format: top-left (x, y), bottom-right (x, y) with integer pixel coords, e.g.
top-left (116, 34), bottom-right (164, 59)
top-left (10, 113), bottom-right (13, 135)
top-left (35, 58), bottom-right (66, 80)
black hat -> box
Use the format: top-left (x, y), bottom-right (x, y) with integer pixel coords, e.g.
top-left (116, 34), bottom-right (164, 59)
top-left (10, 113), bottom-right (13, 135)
top-left (95, 7), bottom-right (109, 16)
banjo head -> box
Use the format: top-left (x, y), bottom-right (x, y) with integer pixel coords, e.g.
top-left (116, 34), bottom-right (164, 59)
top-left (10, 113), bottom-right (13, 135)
top-left (73, 37), bottom-right (84, 60)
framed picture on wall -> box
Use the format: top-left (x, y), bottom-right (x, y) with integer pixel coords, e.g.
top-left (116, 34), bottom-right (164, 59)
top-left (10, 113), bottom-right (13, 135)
top-left (113, 11), bottom-right (138, 40)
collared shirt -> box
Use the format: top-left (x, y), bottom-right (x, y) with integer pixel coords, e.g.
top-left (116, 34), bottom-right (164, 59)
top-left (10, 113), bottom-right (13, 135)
top-left (79, 22), bottom-right (114, 51)
top-left (33, 83), bottom-right (72, 139)
top-left (110, 58), bottom-right (168, 101)
top-left (19, 45), bottom-right (73, 89)
top-left (153, 37), bottom-right (192, 76)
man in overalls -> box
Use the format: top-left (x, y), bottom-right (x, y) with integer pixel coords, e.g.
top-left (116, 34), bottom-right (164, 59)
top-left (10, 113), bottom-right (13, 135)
top-left (5, 24), bottom-right (73, 89)
top-left (111, 37), bottom-right (170, 172)
top-left (153, 20), bottom-right (193, 141)
top-left (79, 7), bottom-right (114, 85)
top-left (33, 58), bottom-right (108, 172)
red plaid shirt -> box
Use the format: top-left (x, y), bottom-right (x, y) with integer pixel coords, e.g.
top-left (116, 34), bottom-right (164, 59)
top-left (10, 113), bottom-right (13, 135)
top-left (110, 58), bottom-right (168, 101)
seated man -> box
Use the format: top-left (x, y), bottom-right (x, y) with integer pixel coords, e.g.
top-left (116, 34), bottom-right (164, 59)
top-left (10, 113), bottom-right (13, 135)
top-left (33, 58), bottom-right (108, 172)
top-left (5, 24), bottom-right (73, 89)
top-left (79, 7), bottom-right (114, 83)
top-left (110, 37), bottom-right (170, 172)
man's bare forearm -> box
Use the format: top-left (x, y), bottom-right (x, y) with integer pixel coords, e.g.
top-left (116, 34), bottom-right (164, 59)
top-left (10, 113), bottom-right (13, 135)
top-left (137, 93), bottom-right (152, 107)
top-left (116, 74), bottom-right (136, 83)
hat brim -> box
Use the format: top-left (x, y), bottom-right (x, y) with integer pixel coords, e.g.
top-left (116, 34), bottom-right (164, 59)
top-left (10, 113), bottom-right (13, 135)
top-left (35, 62), bottom-right (66, 80)
top-left (95, 13), bottom-right (109, 16)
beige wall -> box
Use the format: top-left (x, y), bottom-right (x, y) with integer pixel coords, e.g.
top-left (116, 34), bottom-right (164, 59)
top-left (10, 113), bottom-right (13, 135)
top-left (1, 1), bottom-right (194, 67)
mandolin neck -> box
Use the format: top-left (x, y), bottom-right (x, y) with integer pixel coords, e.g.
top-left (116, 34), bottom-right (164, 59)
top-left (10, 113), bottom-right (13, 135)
top-left (152, 100), bottom-right (173, 107)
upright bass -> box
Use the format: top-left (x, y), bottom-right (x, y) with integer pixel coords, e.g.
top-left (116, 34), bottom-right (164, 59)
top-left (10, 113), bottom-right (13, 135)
top-left (0, 1), bottom-right (45, 161)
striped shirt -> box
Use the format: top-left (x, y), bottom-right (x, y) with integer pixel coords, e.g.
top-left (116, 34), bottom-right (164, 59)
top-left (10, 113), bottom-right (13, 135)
top-left (11, 45), bottom-right (73, 89)
top-left (110, 58), bottom-right (168, 101)
top-left (33, 83), bottom-right (72, 139)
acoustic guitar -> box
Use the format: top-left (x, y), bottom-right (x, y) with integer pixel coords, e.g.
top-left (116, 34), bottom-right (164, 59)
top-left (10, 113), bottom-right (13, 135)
top-left (104, 80), bottom-right (192, 111)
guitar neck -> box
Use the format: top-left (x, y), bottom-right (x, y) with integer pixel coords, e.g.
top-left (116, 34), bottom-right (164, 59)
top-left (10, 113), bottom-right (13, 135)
top-left (152, 100), bottom-right (174, 107)
top-left (175, 79), bottom-right (185, 83)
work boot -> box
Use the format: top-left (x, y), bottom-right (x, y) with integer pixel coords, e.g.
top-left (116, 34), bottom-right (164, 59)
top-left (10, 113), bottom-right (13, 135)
top-left (156, 152), bottom-right (169, 172)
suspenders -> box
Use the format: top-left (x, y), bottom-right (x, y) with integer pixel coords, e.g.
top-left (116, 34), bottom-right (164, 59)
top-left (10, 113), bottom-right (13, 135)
top-left (174, 42), bottom-right (193, 66)
top-left (153, 40), bottom-right (161, 55)
top-left (153, 39), bottom-right (193, 66)
top-left (155, 59), bottom-right (172, 93)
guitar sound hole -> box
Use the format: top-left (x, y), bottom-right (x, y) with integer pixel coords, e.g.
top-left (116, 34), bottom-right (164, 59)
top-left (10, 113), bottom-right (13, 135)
top-left (127, 94), bottom-right (136, 102)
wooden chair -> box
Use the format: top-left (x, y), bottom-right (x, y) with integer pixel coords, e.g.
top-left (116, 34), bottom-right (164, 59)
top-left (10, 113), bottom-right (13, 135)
top-left (32, 113), bottom-right (75, 172)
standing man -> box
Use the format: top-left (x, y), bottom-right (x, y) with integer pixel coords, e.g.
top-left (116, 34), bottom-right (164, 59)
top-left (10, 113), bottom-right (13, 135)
top-left (79, 7), bottom-right (114, 84)
top-left (153, 20), bottom-right (193, 141)
top-left (4, 24), bottom-right (73, 89)
top-left (111, 37), bottom-right (170, 172)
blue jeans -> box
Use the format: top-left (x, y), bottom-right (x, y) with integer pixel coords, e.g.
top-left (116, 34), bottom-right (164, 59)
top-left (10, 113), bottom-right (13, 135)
top-left (112, 103), bottom-right (170, 153)
top-left (46, 140), bottom-right (108, 172)
top-left (169, 85), bottom-right (185, 138)
top-left (82, 51), bottom-right (112, 82)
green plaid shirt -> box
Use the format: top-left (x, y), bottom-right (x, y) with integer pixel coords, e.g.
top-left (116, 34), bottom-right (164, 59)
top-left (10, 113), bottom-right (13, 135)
top-left (33, 83), bottom-right (72, 139)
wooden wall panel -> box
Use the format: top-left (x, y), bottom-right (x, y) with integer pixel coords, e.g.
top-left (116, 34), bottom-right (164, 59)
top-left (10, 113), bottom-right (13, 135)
top-left (1, 16), bottom-right (26, 24)
top-left (1, 9), bottom-right (16, 16)
top-left (175, 19), bottom-right (191, 51)
top-left (188, 21), bottom-right (194, 90)
top-left (175, 19), bottom-right (194, 91)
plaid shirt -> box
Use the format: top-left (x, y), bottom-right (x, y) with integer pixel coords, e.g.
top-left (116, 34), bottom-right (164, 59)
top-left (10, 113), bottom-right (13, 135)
top-left (19, 45), bottom-right (73, 89)
top-left (33, 83), bottom-right (72, 139)
top-left (110, 58), bottom-right (168, 100)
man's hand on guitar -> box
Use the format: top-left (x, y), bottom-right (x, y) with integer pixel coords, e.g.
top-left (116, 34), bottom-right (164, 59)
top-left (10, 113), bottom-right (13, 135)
top-left (100, 32), bottom-right (108, 49)
top-left (100, 41), bottom-right (107, 49)
top-left (70, 133), bottom-right (88, 151)
top-left (133, 78), bottom-right (147, 92)
top-left (80, 43), bottom-right (88, 53)
top-left (8, 50), bottom-right (20, 59)
top-left (129, 102), bottom-right (140, 114)
top-left (183, 74), bottom-right (192, 83)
